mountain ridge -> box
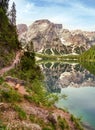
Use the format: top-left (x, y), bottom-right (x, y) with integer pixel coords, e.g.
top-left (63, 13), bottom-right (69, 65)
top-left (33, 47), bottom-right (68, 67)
top-left (17, 19), bottom-right (95, 55)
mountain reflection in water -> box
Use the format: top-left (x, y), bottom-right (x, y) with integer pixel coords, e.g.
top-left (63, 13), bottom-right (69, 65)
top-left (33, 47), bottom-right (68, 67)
top-left (39, 62), bottom-right (95, 93)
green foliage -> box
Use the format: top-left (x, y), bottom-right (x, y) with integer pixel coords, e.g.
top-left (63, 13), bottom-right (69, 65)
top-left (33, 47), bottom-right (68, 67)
top-left (20, 52), bottom-right (35, 70)
top-left (0, 51), bottom-right (15, 68)
top-left (0, 88), bottom-right (22, 103)
top-left (58, 116), bottom-right (69, 130)
top-left (36, 53), bottom-right (79, 61)
top-left (70, 114), bottom-right (75, 122)
top-left (24, 80), bottom-right (59, 107)
top-left (13, 104), bottom-right (27, 120)
top-left (70, 115), bottom-right (83, 130)
top-left (80, 61), bottom-right (95, 75)
top-left (0, 7), bottom-right (8, 28)
top-left (80, 45), bottom-right (95, 61)
top-left (0, 4), bottom-right (20, 68)
top-left (31, 79), bottom-right (58, 106)
top-left (6, 51), bottom-right (43, 81)
top-left (24, 95), bottom-right (33, 102)
top-left (0, 77), bottom-right (4, 85)
top-left (29, 114), bottom-right (36, 122)
top-left (7, 51), bottom-right (60, 107)
top-left (29, 114), bottom-right (55, 130)
top-left (0, 120), bottom-right (6, 130)
top-left (6, 52), bottom-right (56, 106)
top-left (0, 0), bottom-right (9, 13)
top-left (29, 114), bottom-right (44, 125)
top-left (10, 2), bottom-right (16, 25)
top-left (36, 53), bottom-right (58, 60)
top-left (0, 6), bottom-right (19, 50)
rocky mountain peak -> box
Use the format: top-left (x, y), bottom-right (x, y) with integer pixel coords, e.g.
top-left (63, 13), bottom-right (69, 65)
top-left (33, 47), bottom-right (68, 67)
top-left (28, 19), bottom-right (53, 34)
top-left (17, 24), bottom-right (28, 35)
top-left (32, 19), bottom-right (51, 25)
top-left (18, 19), bottom-right (95, 55)
top-left (30, 19), bottom-right (63, 30)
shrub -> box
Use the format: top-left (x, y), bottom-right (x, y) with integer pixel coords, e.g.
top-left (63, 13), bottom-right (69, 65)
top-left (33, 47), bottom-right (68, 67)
top-left (0, 88), bottom-right (22, 103)
top-left (70, 115), bottom-right (83, 130)
top-left (58, 116), bottom-right (69, 130)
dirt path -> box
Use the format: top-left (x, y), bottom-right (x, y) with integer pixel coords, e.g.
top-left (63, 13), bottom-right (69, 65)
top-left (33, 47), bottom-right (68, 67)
top-left (6, 81), bottom-right (28, 95)
top-left (0, 50), bottom-right (28, 95)
top-left (0, 51), bottom-right (21, 76)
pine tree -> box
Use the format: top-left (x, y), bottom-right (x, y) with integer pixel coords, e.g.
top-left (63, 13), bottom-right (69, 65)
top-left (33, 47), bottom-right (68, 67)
top-left (10, 2), bottom-right (16, 26)
top-left (0, 0), bottom-right (9, 12)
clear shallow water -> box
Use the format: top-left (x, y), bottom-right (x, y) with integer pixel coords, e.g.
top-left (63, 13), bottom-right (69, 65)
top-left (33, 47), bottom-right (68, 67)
top-left (56, 87), bottom-right (95, 129)
top-left (38, 62), bottom-right (95, 129)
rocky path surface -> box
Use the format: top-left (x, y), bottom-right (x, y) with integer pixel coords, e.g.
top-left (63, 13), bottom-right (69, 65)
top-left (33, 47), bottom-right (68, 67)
top-left (0, 51), bottom-right (21, 76)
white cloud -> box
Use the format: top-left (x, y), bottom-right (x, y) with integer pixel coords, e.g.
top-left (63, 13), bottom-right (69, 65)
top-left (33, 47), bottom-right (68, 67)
top-left (23, 3), bottom-right (35, 13)
top-left (9, 0), bottom-right (95, 31)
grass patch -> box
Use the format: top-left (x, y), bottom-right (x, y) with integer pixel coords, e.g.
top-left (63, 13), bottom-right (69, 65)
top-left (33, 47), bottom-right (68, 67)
top-left (13, 104), bottom-right (27, 120)
top-left (29, 114), bottom-right (55, 130)
top-left (58, 116), bottom-right (69, 130)
top-left (70, 115), bottom-right (83, 130)
top-left (0, 88), bottom-right (22, 103)
top-left (0, 120), bottom-right (7, 130)
top-left (0, 77), bottom-right (4, 85)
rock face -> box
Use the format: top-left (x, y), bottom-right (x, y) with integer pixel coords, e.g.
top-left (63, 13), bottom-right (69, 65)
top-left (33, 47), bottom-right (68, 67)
top-left (18, 19), bottom-right (95, 54)
top-left (17, 24), bottom-right (28, 35)
top-left (61, 29), bottom-right (95, 54)
top-left (18, 19), bottom-right (67, 54)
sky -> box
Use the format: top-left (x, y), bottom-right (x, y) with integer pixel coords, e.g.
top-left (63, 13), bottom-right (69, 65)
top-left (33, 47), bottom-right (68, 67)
top-left (9, 0), bottom-right (95, 31)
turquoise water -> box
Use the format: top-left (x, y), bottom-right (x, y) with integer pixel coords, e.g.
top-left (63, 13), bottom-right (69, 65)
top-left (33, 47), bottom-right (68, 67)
top-left (56, 87), bottom-right (95, 129)
top-left (39, 62), bottom-right (95, 129)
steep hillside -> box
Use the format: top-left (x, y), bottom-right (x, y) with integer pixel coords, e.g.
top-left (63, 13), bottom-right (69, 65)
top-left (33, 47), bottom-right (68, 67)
top-left (0, 51), bottom-right (84, 130)
top-left (18, 19), bottom-right (95, 55)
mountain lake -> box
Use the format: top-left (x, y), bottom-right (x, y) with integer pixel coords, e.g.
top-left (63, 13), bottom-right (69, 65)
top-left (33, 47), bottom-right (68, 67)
top-left (38, 61), bottom-right (95, 130)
